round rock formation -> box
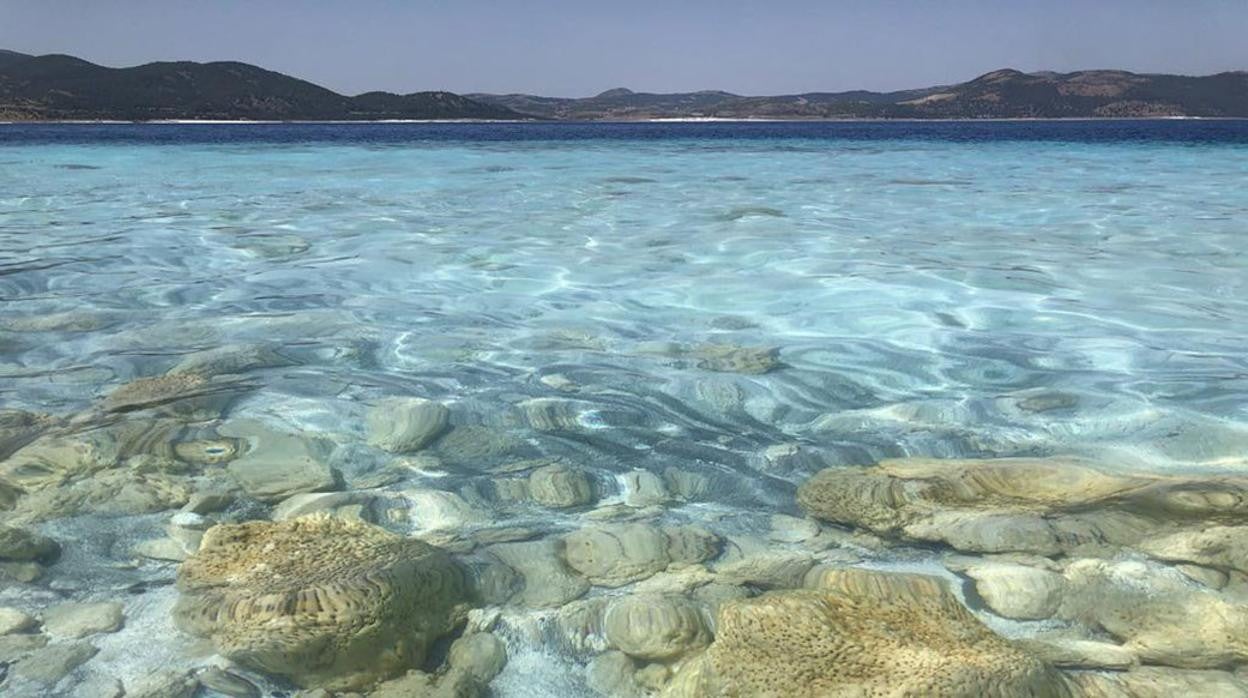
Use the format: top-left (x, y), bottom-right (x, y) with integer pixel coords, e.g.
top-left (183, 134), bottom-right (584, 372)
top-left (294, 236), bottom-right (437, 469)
top-left (663, 568), bottom-right (1071, 697)
top-left (173, 514), bottom-right (468, 690)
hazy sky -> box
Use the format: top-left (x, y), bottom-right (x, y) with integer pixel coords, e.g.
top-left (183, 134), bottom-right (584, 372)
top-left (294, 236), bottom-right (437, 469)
top-left (2, 1), bottom-right (1246, 97)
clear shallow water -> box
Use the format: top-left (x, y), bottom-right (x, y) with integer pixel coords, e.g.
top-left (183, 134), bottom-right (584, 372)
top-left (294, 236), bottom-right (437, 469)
top-left (2, 121), bottom-right (1248, 694)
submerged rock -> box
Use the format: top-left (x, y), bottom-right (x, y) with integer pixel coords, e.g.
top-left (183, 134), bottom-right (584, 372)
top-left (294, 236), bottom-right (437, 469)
top-left (11, 641), bottom-right (99, 685)
top-left (167, 342), bottom-right (294, 377)
top-left (1058, 558), bottom-right (1248, 669)
top-left (528, 463), bottom-right (596, 508)
top-left (366, 397), bottom-right (450, 453)
top-left (1069, 666), bottom-right (1248, 697)
top-left (434, 425), bottom-right (532, 467)
top-left (406, 489), bottom-right (487, 532)
top-left (0, 632), bottom-right (47, 662)
top-left (482, 538), bottom-right (589, 608)
top-left (271, 490), bottom-right (405, 525)
top-left (623, 470), bottom-right (670, 507)
top-left (664, 569), bottom-right (1071, 697)
top-left (42, 601), bottom-right (124, 639)
top-left (2, 310), bottom-right (118, 333)
top-left (797, 457), bottom-right (1248, 557)
top-left (690, 344), bottom-right (780, 374)
top-left (101, 373), bottom-right (248, 418)
top-left (1, 430), bottom-right (120, 493)
top-left (637, 342), bottom-right (780, 374)
top-left (603, 593), bottom-right (711, 661)
top-left (219, 420), bottom-right (339, 502)
top-left (717, 551), bottom-right (817, 590)
top-left (8, 469), bottom-right (192, 523)
top-left (0, 525), bottom-right (60, 562)
top-left (587, 650), bottom-right (646, 698)
top-left (1018, 636), bottom-right (1136, 670)
top-left (663, 467), bottom-right (710, 501)
top-left (0, 409), bottom-right (57, 461)
top-left (563, 524), bottom-right (720, 588)
top-left (564, 524), bottom-right (671, 587)
top-left (447, 632), bottom-right (507, 684)
top-left (1139, 525), bottom-right (1248, 575)
top-left (124, 670), bottom-right (200, 698)
top-left (516, 397), bottom-right (588, 432)
top-left (960, 561), bottom-right (1066, 620)
top-left (0, 606), bottom-right (36, 635)
top-left (195, 667), bottom-right (261, 698)
top-left (174, 515), bottom-right (468, 690)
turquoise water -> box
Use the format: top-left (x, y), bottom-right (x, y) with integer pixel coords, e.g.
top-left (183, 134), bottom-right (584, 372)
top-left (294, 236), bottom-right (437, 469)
top-left (2, 123), bottom-right (1248, 694)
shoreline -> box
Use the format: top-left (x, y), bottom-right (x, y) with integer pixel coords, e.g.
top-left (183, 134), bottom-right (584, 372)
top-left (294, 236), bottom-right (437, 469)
top-left (3, 116), bottom-right (1248, 125)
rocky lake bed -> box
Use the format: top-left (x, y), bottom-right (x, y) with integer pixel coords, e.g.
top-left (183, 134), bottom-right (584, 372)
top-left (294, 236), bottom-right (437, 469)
top-left (3, 337), bottom-right (1248, 697)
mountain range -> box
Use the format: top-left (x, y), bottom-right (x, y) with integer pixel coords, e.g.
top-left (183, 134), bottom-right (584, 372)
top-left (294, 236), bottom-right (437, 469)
top-left (2, 49), bottom-right (1246, 121)
top-left (0, 49), bottom-right (520, 121)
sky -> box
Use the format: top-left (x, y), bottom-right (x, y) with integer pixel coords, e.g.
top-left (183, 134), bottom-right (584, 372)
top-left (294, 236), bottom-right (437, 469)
top-left (2, 1), bottom-right (1246, 97)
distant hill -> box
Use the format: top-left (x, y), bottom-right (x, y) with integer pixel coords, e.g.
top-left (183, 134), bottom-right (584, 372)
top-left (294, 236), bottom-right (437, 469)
top-left (472, 69), bottom-right (1248, 120)
top-left (0, 51), bottom-right (524, 121)
top-left (468, 88), bottom-right (745, 120)
top-left (2, 50), bottom-right (1245, 121)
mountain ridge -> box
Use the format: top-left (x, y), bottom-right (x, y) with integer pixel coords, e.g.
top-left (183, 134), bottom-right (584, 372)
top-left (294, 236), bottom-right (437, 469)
top-left (471, 68), bottom-right (1248, 120)
top-left (2, 50), bottom-right (1246, 121)
top-left (0, 51), bottom-right (525, 121)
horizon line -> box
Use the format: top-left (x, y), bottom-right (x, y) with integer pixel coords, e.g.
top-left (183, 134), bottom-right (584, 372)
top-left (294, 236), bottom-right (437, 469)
top-left (3, 47), bottom-right (1246, 100)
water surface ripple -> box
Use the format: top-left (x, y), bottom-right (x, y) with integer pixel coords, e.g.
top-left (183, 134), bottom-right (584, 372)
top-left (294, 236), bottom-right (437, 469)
top-left (1, 121), bottom-right (1247, 695)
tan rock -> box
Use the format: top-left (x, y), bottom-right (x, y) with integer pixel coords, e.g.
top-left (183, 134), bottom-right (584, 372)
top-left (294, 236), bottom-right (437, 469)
top-left (690, 344), bottom-right (780, 374)
top-left (366, 397), bottom-right (449, 453)
top-left (195, 667), bottom-right (261, 698)
top-left (962, 562), bottom-right (1066, 620)
top-left (1140, 525), bottom-right (1248, 574)
top-left (447, 632), bottom-right (506, 683)
top-left (8, 469), bottom-right (192, 523)
top-left (1, 431), bottom-right (119, 492)
top-left (0, 606), bottom-right (36, 635)
top-left (0, 632), bottom-right (47, 663)
top-left (1059, 559), bottom-right (1248, 669)
top-left (483, 538), bottom-right (589, 608)
top-left (1069, 666), bottom-right (1248, 697)
top-left (564, 524), bottom-right (670, 587)
top-left (663, 569), bottom-right (1071, 698)
top-left (125, 669), bottom-right (200, 698)
top-left (219, 420), bottom-right (338, 502)
top-left (603, 594), bottom-right (710, 661)
top-left (174, 515), bottom-right (467, 690)
top-left (797, 457), bottom-right (1248, 557)
top-left (101, 372), bottom-right (246, 418)
top-left (717, 552), bottom-right (816, 589)
top-left (11, 641), bottom-right (99, 684)
top-left (623, 470), bottom-right (669, 507)
top-left (42, 601), bottom-right (124, 639)
top-left (0, 525), bottom-right (60, 562)
top-left (528, 463), bottom-right (595, 508)
top-left (587, 651), bottom-right (644, 698)
top-left (1018, 637), bottom-right (1136, 670)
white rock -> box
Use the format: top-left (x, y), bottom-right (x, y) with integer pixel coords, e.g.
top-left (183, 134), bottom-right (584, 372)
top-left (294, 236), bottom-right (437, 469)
top-left (529, 464), bottom-right (595, 508)
top-left (404, 489), bottom-right (486, 531)
top-left (0, 606), bottom-right (36, 635)
top-left (219, 420), bottom-right (338, 502)
top-left (768, 514), bottom-right (820, 543)
top-left (41, 601), bottom-right (124, 639)
top-left (623, 470), bottom-right (669, 507)
top-left (366, 397), bottom-right (449, 453)
top-left (963, 562), bottom-right (1066, 620)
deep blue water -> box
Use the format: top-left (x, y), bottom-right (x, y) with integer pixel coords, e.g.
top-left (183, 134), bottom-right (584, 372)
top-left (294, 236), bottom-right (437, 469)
top-left (3, 118), bottom-right (1248, 145)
